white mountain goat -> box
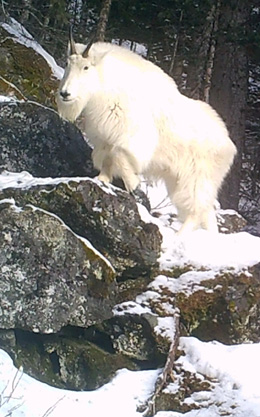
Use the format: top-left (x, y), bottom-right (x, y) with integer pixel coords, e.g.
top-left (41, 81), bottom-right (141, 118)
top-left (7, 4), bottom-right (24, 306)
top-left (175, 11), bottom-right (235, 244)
top-left (57, 33), bottom-right (237, 234)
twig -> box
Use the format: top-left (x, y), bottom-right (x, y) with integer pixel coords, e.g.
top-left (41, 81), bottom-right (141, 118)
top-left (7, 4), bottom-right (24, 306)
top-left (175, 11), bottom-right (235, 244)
top-left (0, 366), bottom-right (24, 417)
top-left (169, 10), bottom-right (183, 76)
top-left (3, 400), bottom-right (25, 417)
top-left (41, 395), bottom-right (66, 417)
top-left (0, 36), bottom-right (14, 45)
top-left (0, 75), bottom-right (28, 101)
top-left (7, 366), bottom-right (24, 404)
top-left (143, 313), bottom-right (180, 416)
top-left (1, 0), bottom-right (7, 16)
top-left (156, 313), bottom-right (180, 389)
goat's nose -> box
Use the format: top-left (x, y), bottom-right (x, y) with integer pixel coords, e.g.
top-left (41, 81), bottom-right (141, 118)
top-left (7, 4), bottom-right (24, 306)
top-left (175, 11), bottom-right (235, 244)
top-left (60, 90), bottom-right (71, 100)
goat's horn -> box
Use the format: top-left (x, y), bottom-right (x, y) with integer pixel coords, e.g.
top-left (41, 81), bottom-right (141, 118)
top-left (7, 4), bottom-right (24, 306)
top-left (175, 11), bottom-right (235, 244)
top-left (82, 42), bottom-right (92, 58)
top-left (69, 26), bottom-right (77, 55)
top-left (82, 32), bottom-right (96, 58)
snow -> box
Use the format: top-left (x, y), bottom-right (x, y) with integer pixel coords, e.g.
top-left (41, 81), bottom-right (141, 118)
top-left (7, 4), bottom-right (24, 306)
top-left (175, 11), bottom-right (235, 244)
top-left (0, 170), bottom-right (117, 196)
top-left (113, 300), bottom-right (155, 316)
top-left (0, 95), bottom-right (16, 102)
top-left (149, 272), bottom-right (219, 296)
top-left (170, 337), bottom-right (260, 417)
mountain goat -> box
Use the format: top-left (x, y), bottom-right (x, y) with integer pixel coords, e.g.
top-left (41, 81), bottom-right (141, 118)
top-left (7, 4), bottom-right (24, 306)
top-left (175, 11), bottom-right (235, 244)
top-left (57, 33), bottom-right (236, 234)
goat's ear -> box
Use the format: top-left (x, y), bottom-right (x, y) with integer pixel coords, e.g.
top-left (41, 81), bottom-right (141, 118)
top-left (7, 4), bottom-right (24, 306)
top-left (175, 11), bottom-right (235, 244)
top-left (68, 26), bottom-right (77, 56)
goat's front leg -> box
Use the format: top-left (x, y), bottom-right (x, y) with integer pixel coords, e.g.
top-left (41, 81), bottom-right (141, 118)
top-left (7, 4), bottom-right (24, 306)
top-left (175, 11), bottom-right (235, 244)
top-left (93, 145), bottom-right (140, 192)
top-left (112, 149), bottom-right (140, 192)
top-left (92, 146), bottom-right (113, 184)
top-left (98, 154), bottom-right (140, 192)
top-left (97, 154), bottom-right (113, 184)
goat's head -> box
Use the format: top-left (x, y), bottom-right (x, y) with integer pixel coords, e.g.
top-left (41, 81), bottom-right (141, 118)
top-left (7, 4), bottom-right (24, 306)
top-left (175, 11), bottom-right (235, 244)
top-left (57, 29), bottom-right (100, 122)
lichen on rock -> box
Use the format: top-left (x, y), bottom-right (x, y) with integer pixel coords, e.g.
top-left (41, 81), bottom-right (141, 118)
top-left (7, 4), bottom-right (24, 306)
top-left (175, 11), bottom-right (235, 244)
top-left (0, 200), bottom-right (116, 333)
top-left (0, 177), bottom-right (162, 278)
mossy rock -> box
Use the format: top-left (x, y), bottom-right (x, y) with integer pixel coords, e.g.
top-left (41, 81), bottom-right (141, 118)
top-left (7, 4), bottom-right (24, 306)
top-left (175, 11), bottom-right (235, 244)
top-left (142, 268), bottom-right (260, 345)
top-left (176, 268), bottom-right (260, 343)
top-left (0, 25), bottom-right (59, 106)
top-left (12, 329), bottom-right (138, 391)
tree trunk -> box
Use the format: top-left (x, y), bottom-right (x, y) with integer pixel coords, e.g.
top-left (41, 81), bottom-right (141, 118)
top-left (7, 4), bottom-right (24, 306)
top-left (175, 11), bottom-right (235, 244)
top-left (185, 1), bottom-right (220, 100)
top-left (96, 0), bottom-right (112, 42)
top-left (210, 0), bottom-right (249, 210)
top-left (202, 0), bottom-right (221, 103)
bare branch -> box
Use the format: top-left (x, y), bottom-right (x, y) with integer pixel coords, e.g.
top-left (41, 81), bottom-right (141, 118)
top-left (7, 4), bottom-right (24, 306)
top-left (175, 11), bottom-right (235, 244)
top-left (142, 312), bottom-right (180, 416)
top-left (169, 10), bottom-right (183, 76)
top-left (0, 76), bottom-right (28, 101)
top-left (41, 396), bottom-right (66, 417)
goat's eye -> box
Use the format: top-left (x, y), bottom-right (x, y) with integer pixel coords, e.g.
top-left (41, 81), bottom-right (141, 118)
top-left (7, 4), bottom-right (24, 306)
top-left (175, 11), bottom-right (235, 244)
top-left (84, 66), bottom-right (89, 70)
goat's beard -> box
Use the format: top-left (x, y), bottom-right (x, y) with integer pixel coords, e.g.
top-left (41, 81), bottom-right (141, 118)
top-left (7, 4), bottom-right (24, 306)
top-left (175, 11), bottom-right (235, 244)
top-left (56, 95), bottom-right (84, 123)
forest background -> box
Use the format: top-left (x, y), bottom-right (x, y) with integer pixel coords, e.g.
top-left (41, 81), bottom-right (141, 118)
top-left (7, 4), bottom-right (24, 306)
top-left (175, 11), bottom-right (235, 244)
top-left (1, 0), bottom-right (260, 226)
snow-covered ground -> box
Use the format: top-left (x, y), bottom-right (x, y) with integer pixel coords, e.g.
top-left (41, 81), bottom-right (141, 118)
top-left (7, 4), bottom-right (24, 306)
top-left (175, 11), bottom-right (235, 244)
top-left (139, 181), bottom-right (260, 272)
top-left (1, 337), bottom-right (260, 417)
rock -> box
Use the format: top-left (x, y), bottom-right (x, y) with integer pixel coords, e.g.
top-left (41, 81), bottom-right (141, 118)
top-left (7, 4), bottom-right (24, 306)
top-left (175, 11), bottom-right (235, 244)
top-left (11, 328), bottom-right (138, 391)
top-left (243, 222), bottom-right (260, 237)
top-left (0, 329), bottom-right (16, 349)
top-left (0, 200), bottom-right (116, 333)
top-left (99, 313), bottom-right (164, 364)
top-left (217, 209), bottom-right (247, 233)
top-left (0, 101), bottom-right (96, 177)
top-left (0, 180), bottom-right (162, 387)
top-left (143, 268), bottom-right (260, 344)
top-left (0, 22), bottom-right (59, 105)
top-left (101, 303), bottom-right (179, 365)
top-left (152, 366), bottom-right (213, 414)
top-left (0, 178), bottom-right (162, 278)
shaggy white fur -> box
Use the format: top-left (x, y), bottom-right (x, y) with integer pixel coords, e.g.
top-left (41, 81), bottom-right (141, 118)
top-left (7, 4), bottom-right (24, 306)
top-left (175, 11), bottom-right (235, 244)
top-left (57, 41), bottom-right (236, 234)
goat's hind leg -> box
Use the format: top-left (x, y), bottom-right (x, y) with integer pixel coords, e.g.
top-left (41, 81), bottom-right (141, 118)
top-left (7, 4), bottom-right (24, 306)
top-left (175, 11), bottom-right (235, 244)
top-left (165, 173), bottom-right (218, 235)
top-left (177, 208), bottom-right (218, 236)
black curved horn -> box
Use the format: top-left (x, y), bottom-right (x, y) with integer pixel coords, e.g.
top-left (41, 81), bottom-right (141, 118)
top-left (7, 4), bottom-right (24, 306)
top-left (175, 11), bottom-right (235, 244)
top-left (69, 26), bottom-right (77, 55)
top-left (82, 32), bottom-right (96, 58)
top-left (82, 43), bottom-right (92, 58)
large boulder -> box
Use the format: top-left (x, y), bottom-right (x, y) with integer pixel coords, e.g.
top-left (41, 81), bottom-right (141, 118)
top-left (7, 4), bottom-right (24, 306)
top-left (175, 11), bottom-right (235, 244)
top-left (0, 101), bottom-right (96, 177)
top-left (0, 200), bottom-right (116, 333)
top-left (9, 328), bottom-right (138, 391)
top-left (0, 178), bottom-right (162, 278)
